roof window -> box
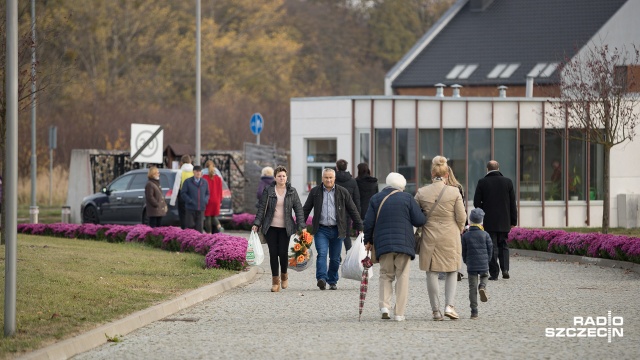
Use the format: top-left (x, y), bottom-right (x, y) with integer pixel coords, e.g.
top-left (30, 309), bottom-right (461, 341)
top-left (487, 63), bottom-right (520, 79)
top-left (528, 62), bottom-right (559, 78)
top-left (446, 64), bottom-right (478, 79)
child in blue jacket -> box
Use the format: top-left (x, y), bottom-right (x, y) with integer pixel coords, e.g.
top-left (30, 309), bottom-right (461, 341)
top-left (461, 208), bottom-right (493, 319)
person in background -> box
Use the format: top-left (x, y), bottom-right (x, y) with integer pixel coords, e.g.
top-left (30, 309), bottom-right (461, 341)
top-left (355, 162), bottom-right (378, 220)
top-left (253, 166), bottom-right (306, 292)
top-left (363, 172), bottom-right (425, 322)
top-left (170, 154), bottom-right (194, 229)
top-left (203, 160), bottom-right (223, 234)
top-left (256, 166), bottom-right (275, 208)
top-left (335, 159), bottom-right (361, 254)
top-left (415, 156), bottom-right (466, 321)
top-left (144, 166), bottom-right (167, 228)
top-left (473, 160), bottom-right (517, 281)
top-left (461, 208), bottom-right (492, 319)
top-left (303, 168), bottom-right (363, 291)
top-left (181, 165), bottom-right (209, 233)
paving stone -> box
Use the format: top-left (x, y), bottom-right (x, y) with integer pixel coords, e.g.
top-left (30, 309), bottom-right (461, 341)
top-left (73, 232), bottom-right (640, 359)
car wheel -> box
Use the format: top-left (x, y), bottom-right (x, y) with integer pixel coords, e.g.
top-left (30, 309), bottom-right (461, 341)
top-left (83, 205), bottom-right (100, 224)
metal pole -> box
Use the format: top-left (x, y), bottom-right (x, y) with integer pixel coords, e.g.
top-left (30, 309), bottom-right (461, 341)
top-left (195, 0), bottom-right (201, 166)
top-left (29, 0), bottom-right (38, 223)
top-left (49, 148), bottom-right (53, 206)
top-left (257, 134), bottom-right (260, 145)
top-left (5, 0), bottom-right (19, 337)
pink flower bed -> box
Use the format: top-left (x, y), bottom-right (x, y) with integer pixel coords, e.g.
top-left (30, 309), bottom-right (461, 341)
top-left (17, 223), bottom-right (248, 270)
top-left (507, 228), bottom-right (640, 264)
top-left (228, 213), bottom-right (313, 230)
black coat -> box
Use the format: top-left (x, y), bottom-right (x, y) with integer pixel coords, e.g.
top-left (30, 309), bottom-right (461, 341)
top-left (356, 175), bottom-right (378, 218)
top-left (253, 182), bottom-right (305, 237)
top-left (461, 226), bottom-right (493, 273)
top-left (303, 184), bottom-right (363, 238)
top-left (473, 171), bottom-right (517, 232)
top-left (335, 171), bottom-right (361, 215)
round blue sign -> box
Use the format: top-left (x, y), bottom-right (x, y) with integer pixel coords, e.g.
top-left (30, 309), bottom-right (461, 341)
top-left (250, 113), bottom-right (264, 135)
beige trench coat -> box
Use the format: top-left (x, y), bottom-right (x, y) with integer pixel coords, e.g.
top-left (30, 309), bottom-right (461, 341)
top-left (414, 180), bottom-right (466, 272)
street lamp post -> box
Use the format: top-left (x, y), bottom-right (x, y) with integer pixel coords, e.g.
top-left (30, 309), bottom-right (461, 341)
top-left (29, 0), bottom-right (38, 223)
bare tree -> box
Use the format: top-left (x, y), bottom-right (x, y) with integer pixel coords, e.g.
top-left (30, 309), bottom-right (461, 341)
top-left (547, 43), bottom-right (640, 233)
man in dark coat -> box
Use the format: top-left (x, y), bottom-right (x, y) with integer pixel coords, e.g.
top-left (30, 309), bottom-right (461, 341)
top-left (473, 160), bottom-right (517, 280)
top-left (303, 168), bottom-right (362, 290)
top-left (355, 162), bottom-right (378, 220)
top-left (181, 166), bottom-right (210, 233)
top-left (335, 159), bottom-right (360, 253)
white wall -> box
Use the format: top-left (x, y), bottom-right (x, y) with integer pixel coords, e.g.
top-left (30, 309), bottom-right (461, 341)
top-left (290, 96), bottom-right (640, 228)
top-left (582, 0), bottom-right (640, 57)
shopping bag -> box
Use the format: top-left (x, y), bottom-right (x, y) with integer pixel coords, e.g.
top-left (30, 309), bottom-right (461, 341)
top-left (287, 233), bottom-right (314, 272)
top-left (341, 233), bottom-right (373, 281)
top-left (247, 230), bottom-right (265, 266)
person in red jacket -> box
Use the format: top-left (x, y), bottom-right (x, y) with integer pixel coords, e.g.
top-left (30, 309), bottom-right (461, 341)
top-left (203, 160), bottom-right (224, 233)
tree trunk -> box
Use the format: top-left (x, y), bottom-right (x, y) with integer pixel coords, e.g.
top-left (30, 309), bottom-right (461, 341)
top-left (602, 145), bottom-right (611, 234)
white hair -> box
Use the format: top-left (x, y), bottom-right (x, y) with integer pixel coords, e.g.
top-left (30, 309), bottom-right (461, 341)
top-left (261, 166), bottom-right (274, 177)
top-left (322, 168), bottom-right (336, 176)
top-left (385, 172), bottom-right (406, 190)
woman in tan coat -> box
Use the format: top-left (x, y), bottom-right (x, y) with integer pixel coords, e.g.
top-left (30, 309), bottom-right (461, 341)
top-left (415, 156), bottom-right (466, 320)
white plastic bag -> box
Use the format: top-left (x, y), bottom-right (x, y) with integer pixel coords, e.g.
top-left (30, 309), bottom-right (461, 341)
top-left (341, 233), bottom-right (373, 281)
top-left (247, 230), bottom-right (265, 266)
top-left (288, 234), bottom-right (314, 272)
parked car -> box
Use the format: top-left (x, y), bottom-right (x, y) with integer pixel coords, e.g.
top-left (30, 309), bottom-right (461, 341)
top-left (81, 168), bottom-right (233, 226)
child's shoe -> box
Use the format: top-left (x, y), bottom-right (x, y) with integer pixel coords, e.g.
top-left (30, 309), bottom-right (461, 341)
top-left (478, 285), bottom-right (488, 302)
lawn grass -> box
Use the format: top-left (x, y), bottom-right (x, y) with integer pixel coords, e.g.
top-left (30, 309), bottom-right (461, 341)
top-left (0, 235), bottom-right (236, 358)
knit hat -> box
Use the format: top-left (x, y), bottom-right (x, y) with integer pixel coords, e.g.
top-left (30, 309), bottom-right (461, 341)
top-left (385, 172), bottom-right (406, 190)
top-left (469, 208), bottom-right (485, 224)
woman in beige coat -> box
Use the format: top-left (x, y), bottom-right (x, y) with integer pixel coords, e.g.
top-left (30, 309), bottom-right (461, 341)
top-left (415, 156), bottom-right (466, 320)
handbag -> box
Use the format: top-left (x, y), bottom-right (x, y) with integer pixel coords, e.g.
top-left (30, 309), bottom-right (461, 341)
top-left (370, 190), bottom-right (401, 263)
top-left (415, 185), bottom-right (449, 254)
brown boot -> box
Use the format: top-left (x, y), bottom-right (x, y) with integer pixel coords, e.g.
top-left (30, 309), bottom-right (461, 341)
top-left (271, 276), bottom-right (280, 292)
top-left (281, 273), bottom-right (289, 289)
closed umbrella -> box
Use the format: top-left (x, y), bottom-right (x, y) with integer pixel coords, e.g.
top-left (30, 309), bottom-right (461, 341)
top-left (359, 250), bottom-right (374, 321)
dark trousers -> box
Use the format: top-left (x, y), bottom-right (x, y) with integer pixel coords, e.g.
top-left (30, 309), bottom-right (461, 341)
top-left (178, 195), bottom-right (187, 229)
top-left (488, 231), bottom-right (510, 278)
top-left (185, 210), bottom-right (204, 233)
top-left (265, 227), bottom-right (289, 276)
top-left (204, 216), bottom-right (221, 234)
top-left (149, 216), bottom-right (163, 228)
top-left (343, 235), bottom-right (352, 253)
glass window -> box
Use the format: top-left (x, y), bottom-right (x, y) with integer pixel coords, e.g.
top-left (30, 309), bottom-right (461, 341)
top-left (129, 174), bottom-right (148, 191)
top-left (568, 131), bottom-right (586, 200)
top-left (160, 173), bottom-right (172, 189)
top-left (520, 130), bottom-right (540, 201)
top-left (419, 129), bottom-right (440, 186)
top-left (375, 129), bottom-right (392, 183)
top-left (443, 129), bottom-right (466, 190)
top-left (397, 129), bottom-right (417, 194)
top-left (108, 175), bottom-right (132, 192)
top-left (359, 132), bottom-right (370, 164)
top-left (306, 139), bottom-right (337, 191)
top-left (468, 129), bottom-right (491, 202)
top-left (545, 130), bottom-right (564, 201)
top-left (589, 141), bottom-right (604, 200)
top-left (494, 129), bottom-right (517, 191)
top-left (307, 139), bottom-right (336, 163)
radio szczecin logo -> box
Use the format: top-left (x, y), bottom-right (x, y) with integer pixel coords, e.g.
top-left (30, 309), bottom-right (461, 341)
top-left (545, 311), bottom-right (623, 343)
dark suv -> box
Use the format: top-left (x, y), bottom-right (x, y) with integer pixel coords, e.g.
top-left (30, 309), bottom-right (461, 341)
top-left (81, 168), bottom-right (233, 225)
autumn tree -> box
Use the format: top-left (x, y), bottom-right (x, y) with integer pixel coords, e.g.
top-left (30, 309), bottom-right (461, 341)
top-left (547, 43), bottom-right (640, 233)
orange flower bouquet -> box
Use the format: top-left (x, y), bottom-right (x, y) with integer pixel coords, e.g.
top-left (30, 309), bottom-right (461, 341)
top-left (287, 230), bottom-right (314, 272)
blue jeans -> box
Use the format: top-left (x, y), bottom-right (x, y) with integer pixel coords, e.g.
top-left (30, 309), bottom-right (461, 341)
top-left (314, 226), bottom-right (343, 285)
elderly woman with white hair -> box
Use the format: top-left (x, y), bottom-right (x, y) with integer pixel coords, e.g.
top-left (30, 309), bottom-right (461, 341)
top-left (256, 166), bottom-right (275, 208)
top-left (363, 172), bottom-right (426, 321)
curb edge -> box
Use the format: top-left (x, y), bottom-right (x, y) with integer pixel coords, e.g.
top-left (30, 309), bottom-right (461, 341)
top-left (18, 266), bottom-right (259, 360)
